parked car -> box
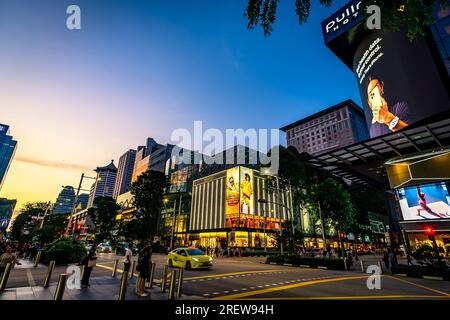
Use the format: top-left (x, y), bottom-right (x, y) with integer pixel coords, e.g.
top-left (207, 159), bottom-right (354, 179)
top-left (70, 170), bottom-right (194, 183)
top-left (97, 243), bottom-right (112, 253)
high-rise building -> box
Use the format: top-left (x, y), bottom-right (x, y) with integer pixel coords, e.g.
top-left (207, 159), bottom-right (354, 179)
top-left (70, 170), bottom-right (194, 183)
top-left (53, 186), bottom-right (76, 215)
top-left (0, 124), bottom-right (17, 192)
top-left (131, 138), bottom-right (174, 182)
top-left (0, 198), bottom-right (16, 236)
top-left (76, 193), bottom-right (89, 211)
top-left (87, 160), bottom-right (117, 208)
top-left (281, 99), bottom-right (369, 155)
top-left (113, 149), bottom-right (136, 199)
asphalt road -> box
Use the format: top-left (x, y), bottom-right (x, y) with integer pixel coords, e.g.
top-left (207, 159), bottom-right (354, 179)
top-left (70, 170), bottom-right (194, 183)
top-left (4, 253), bottom-right (450, 300)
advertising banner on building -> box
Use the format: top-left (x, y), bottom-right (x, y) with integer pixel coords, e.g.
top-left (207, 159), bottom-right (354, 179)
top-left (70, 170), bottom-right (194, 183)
top-left (239, 167), bottom-right (254, 215)
top-left (226, 167), bottom-right (240, 215)
top-left (353, 28), bottom-right (449, 138)
top-left (397, 182), bottom-right (450, 220)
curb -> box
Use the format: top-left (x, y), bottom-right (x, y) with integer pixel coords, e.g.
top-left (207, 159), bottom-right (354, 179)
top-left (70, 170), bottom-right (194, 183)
top-left (317, 266), bottom-right (328, 270)
top-left (423, 276), bottom-right (444, 281)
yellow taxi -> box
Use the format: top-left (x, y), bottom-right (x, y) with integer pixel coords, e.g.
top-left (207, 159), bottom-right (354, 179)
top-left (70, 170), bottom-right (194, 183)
top-left (167, 248), bottom-right (213, 270)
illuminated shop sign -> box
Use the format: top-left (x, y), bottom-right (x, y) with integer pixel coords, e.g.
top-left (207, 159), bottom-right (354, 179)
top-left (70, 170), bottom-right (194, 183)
top-left (321, 0), bottom-right (364, 43)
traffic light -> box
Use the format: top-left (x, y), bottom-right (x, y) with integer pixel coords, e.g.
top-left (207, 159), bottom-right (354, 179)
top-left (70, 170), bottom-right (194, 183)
top-left (75, 224), bottom-right (82, 233)
top-left (424, 226), bottom-right (435, 235)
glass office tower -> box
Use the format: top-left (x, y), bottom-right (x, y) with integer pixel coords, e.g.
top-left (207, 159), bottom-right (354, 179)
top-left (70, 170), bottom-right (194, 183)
top-left (0, 124), bottom-right (17, 192)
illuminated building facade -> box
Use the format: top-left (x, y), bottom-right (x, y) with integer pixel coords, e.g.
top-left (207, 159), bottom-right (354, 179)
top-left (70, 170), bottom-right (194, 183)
top-left (188, 166), bottom-right (293, 249)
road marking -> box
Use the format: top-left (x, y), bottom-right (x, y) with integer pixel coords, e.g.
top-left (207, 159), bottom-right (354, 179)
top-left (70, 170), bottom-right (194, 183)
top-left (388, 276), bottom-right (450, 297)
top-left (213, 275), bottom-right (372, 300)
top-left (242, 295), bottom-right (450, 300)
top-left (97, 263), bottom-right (124, 274)
top-left (26, 269), bottom-right (36, 286)
top-left (183, 269), bottom-right (296, 281)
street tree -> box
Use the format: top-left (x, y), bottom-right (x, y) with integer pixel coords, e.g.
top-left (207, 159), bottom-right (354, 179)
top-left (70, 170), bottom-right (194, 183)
top-left (245, 0), bottom-right (448, 40)
top-left (88, 196), bottom-right (119, 245)
top-left (10, 202), bottom-right (49, 243)
top-left (129, 170), bottom-right (166, 245)
top-left (306, 177), bottom-right (354, 253)
top-left (32, 213), bottom-right (69, 245)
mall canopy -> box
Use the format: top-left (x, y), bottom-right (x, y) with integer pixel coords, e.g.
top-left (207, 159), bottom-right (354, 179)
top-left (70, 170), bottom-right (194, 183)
top-left (306, 110), bottom-right (450, 190)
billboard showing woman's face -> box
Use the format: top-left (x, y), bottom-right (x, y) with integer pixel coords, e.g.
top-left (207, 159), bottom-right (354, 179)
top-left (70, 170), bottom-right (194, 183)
top-left (353, 27), bottom-right (449, 138)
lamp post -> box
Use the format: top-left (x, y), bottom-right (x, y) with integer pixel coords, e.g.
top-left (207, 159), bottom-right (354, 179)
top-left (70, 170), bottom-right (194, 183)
top-left (67, 173), bottom-right (98, 240)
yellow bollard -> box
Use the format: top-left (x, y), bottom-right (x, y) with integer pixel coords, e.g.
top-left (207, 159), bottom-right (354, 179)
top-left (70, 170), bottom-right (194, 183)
top-left (168, 270), bottom-right (177, 300)
top-left (0, 263), bottom-right (12, 291)
top-left (43, 261), bottom-right (56, 288)
top-left (177, 267), bottom-right (184, 298)
top-left (148, 262), bottom-right (155, 288)
top-left (34, 251), bottom-right (42, 268)
top-left (118, 271), bottom-right (129, 300)
top-left (112, 259), bottom-right (119, 278)
top-left (161, 265), bottom-right (168, 293)
top-left (53, 274), bottom-right (68, 300)
top-left (130, 260), bottom-right (136, 279)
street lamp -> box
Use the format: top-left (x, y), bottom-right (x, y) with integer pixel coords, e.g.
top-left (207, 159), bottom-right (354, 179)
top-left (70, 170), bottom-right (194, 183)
top-left (68, 173), bottom-right (98, 240)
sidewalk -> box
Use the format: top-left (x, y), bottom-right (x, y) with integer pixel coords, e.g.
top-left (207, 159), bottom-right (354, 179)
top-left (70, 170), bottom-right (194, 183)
top-left (0, 276), bottom-right (202, 300)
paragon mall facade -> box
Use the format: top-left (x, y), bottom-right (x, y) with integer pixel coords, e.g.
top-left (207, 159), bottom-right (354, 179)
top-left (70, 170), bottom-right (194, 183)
top-left (310, 0), bottom-right (450, 253)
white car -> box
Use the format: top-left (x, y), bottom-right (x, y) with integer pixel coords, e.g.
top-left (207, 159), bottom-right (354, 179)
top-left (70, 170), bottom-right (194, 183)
top-left (97, 243), bottom-right (112, 253)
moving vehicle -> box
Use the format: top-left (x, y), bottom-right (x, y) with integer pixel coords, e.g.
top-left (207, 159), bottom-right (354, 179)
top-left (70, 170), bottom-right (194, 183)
top-left (167, 248), bottom-right (213, 270)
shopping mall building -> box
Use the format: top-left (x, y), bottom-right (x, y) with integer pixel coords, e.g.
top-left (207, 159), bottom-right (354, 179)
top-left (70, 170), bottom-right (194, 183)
top-left (309, 1), bottom-right (450, 253)
top-left (186, 166), bottom-right (293, 249)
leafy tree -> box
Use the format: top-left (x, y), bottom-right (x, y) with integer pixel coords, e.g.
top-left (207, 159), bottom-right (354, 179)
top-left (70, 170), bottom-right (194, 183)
top-left (307, 177), bottom-right (354, 253)
top-left (245, 0), bottom-right (448, 40)
top-left (32, 213), bottom-right (69, 245)
top-left (349, 184), bottom-right (386, 242)
top-left (87, 196), bottom-right (119, 245)
top-left (10, 202), bottom-right (49, 243)
top-left (129, 170), bottom-right (166, 245)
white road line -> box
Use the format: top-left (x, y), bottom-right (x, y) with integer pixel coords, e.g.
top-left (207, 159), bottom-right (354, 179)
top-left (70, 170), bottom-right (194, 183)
top-left (223, 291), bottom-right (230, 294)
top-left (257, 285), bottom-right (264, 288)
top-left (203, 294), bottom-right (210, 296)
top-left (241, 288), bottom-right (248, 291)
top-left (26, 269), bottom-right (36, 286)
top-left (232, 289), bottom-right (239, 292)
top-left (212, 292), bottom-right (220, 295)
top-left (250, 287), bottom-right (256, 289)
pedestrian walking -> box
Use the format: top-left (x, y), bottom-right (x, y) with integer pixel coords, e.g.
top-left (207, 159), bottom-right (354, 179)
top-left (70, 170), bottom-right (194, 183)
top-left (0, 246), bottom-right (19, 279)
top-left (81, 246), bottom-right (97, 288)
top-left (406, 252), bottom-right (413, 266)
top-left (382, 249), bottom-right (390, 272)
top-left (136, 244), bottom-right (152, 297)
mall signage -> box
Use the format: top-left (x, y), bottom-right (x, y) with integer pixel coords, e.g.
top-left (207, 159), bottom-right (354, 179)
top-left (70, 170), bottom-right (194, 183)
top-left (321, 0), bottom-right (364, 44)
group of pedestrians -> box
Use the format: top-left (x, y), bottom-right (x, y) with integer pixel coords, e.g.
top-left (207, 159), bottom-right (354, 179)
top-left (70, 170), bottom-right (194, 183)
top-left (0, 243), bottom-right (21, 280)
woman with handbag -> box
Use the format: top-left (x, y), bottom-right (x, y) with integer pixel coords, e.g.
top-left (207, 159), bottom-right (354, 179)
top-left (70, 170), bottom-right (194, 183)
top-left (81, 246), bottom-right (97, 288)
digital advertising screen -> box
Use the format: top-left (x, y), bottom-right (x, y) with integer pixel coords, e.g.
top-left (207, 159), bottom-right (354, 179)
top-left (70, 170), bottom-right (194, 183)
top-left (225, 167), bottom-right (240, 215)
top-left (352, 28), bottom-right (450, 138)
top-left (239, 167), bottom-right (254, 215)
top-left (397, 182), bottom-right (450, 221)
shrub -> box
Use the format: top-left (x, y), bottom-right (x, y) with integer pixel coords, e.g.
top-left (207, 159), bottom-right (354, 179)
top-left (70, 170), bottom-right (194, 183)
top-left (43, 239), bottom-right (87, 265)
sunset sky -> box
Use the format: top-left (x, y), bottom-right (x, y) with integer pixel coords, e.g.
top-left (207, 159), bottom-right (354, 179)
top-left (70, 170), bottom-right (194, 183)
top-left (0, 0), bottom-right (361, 210)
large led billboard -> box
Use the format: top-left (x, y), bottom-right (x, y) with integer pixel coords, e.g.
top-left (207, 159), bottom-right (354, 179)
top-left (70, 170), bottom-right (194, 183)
top-left (397, 182), bottom-right (450, 221)
top-left (225, 166), bottom-right (254, 215)
top-left (353, 28), bottom-right (449, 138)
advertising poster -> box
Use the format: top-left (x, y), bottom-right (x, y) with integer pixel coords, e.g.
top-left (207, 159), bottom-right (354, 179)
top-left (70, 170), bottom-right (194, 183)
top-left (240, 167), bottom-right (254, 215)
top-left (397, 182), bottom-right (450, 220)
top-left (352, 28), bottom-right (449, 138)
top-left (225, 167), bottom-right (240, 215)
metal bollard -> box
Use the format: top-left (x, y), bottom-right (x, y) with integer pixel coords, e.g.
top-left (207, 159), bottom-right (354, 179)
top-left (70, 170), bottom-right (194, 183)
top-left (360, 259), bottom-right (364, 273)
top-left (53, 274), bottom-right (68, 300)
top-left (80, 265), bottom-right (85, 282)
top-left (34, 251), bottom-right (42, 268)
top-left (43, 261), bottom-right (56, 288)
top-left (130, 260), bottom-right (136, 279)
top-left (161, 265), bottom-right (168, 293)
top-left (0, 263), bottom-right (12, 291)
top-left (118, 271), bottom-right (129, 300)
top-left (177, 267), bottom-right (184, 298)
top-left (148, 262), bottom-right (155, 288)
top-left (378, 261), bottom-right (383, 274)
top-left (112, 259), bottom-right (119, 278)
top-left (168, 270), bottom-right (177, 300)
